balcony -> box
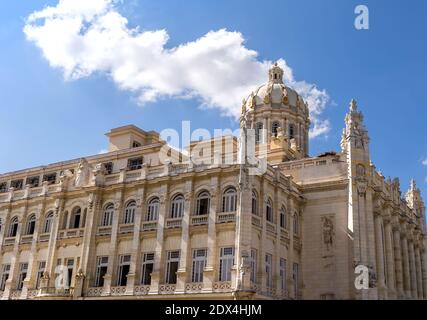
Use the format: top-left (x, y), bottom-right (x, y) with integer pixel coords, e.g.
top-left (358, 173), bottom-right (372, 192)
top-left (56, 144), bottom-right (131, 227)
top-left (119, 223), bottom-right (134, 234)
top-left (159, 284), bottom-right (176, 295)
top-left (185, 282), bottom-right (203, 294)
top-left (266, 221), bottom-right (276, 234)
top-left (39, 287), bottom-right (74, 297)
top-left (134, 285), bottom-right (150, 295)
top-left (142, 221), bottom-right (157, 231)
top-left (39, 233), bottom-right (50, 242)
top-left (86, 287), bottom-right (104, 297)
top-left (20, 234), bottom-right (34, 244)
top-left (9, 290), bottom-right (22, 300)
top-left (252, 215), bottom-right (262, 228)
top-left (3, 237), bottom-right (16, 246)
top-left (97, 226), bottom-right (112, 236)
top-left (58, 228), bottom-right (84, 239)
top-left (165, 218), bottom-right (182, 229)
top-left (191, 215), bottom-right (208, 226)
top-left (216, 212), bottom-right (236, 224)
top-left (110, 286), bottom-right (126, 296)
top-left (212, 281), bottom-right (232, 293)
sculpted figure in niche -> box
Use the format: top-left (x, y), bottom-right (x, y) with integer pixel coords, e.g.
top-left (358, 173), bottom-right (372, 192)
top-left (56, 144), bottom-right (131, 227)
top-left (322, 216), bottom-right (334, 251)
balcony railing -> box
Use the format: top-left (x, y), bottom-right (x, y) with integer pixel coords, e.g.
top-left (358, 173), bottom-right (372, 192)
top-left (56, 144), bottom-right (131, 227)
top-left (9, 290), bottom-right (22, 300)
top-left (159, 284), bottom-right (176, 294)
top-left (86, 287), bottom-right (104, 297)
top-left (39, 287), bottom-right (74, 297)
top-left (119, 224), bottom-right (134, 234)
top-left (3, 237), bottom-right (16, 246)
top-left (191, 215), bottom-right (208, 226)
top-left (266, 222), bottom-right (276, 234)
top-left (97, 226), bottom-right (112, 236)
top-left (165, 218), bottom-right (182, 229)
top-left (58, 228), bottom-right (84, 239)
top-left (20, 234), bottom-right (34, 244)
top-left (134, 285), bottom-right (150, 295)
top-left (110, 286), bottom-right (126, 296)
top-left (212, 281), bottom-right (232, 293)
top-left (185, 282), bottom-right (203, 293)
top-left (142, 221), bottom-right (157, 231)
top-left (252, 215), bottom-right (262, 228)
top-left (216, 212), bottom-right (236, 224)
top-left (39, 233), bottom-right (51, 242)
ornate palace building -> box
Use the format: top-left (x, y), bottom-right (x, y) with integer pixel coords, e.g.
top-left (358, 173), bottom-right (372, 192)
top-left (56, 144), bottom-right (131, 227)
top-left (0, 64), bottom-right (426, 300)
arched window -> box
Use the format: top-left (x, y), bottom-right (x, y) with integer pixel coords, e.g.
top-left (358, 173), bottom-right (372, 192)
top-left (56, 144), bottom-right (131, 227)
top-left (102, 204), bottom-right (114, 226)
top-left (171, 194), bottom-right (184, 219)
top-left (147, 198), bottom-right (160, 221)
top-left (44, 212), bottom-right (54, 233)
top-left (195, 191), bottom-right (210, 215)
top-left (124, 201), bottom-right (136, 224)
top-left (289, 124), bottom-right (295, 140)
top-left (272, 122), bottom-right (280, 137)
top-left (251, 191), bottom-right (258, 215)
top-left (222, 187), bottom-right (237, 213)
top-left (26, 214), bottom-right (36, 235)
top-left (70, 207), bottom-right (82, 229)
top-left (8, 216), bottom-right (19, 237)
top-left (266, 198), bottom-right (273, 222)
top-left (293, 213), bottom-right (299, 235)
top-left (255, 123), bottom-right (263, 144)
top-left (280, 206), bottom-right (287, 229)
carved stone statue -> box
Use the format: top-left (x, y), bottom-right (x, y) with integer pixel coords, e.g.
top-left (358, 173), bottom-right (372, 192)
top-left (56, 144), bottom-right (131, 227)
top-left (322, 216), bottom-right (334, 251)
top-left (75, 158), bottom-right (91, 187)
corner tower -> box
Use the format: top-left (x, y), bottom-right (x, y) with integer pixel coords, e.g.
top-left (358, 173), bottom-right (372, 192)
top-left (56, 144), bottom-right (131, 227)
top-left (240, 62), bottom-right (311, 161)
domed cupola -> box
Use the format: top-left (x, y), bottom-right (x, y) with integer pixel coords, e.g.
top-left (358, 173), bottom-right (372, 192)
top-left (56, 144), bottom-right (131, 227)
top-left (240, 62), bottom-right (311, 160)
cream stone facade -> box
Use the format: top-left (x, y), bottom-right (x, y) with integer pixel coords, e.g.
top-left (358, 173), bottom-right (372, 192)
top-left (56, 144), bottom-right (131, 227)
top-left (0, 64), bottom-right (425, 300)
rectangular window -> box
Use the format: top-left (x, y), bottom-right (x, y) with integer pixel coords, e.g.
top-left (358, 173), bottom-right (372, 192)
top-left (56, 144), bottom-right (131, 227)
top-left (104, 162), bottom-right (113, 175)
top-left (127, 157), bottom-right (143, 171)
top-left (265, 254), bottom-right (272, 288)
top-left (141, 253), bottom-right (155, 285)
top-left (95, 256), bottom-right (109, 287)
top-left (293, 263), bottom-right (299, 298)
top-left (219, 247), bottom-right (234, 282)
top-left (66, 258), bottom-right (74, 288)
top-left (27, 176), bottom-right (40, 188)
top-left (0, 182), bottom-right (7, 193)
top-left (36, 261), bottom-right (46, 289)
top-left (250, 249), bottom-right (257, 283)
top-left (132, 141), bottom-right (142, 148)
top-left (17, 263), bottom-right (29, 290)
top-left (117, 255), bottom-right (131, 286)
top-left (0, 264), bottom-right (11, 291)
top-left (43, 173), bottom-right (57, 185)
top-left (165, 251), bottom-right (180, 284)
top-left (280, 258), bottom-right (286, 291)
top-left (191, 249), bottom-right (207, 283)
top-left (10, 179), bottom-right (23, 190)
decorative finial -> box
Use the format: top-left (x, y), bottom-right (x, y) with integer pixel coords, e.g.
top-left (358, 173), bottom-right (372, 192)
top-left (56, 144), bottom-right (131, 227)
top-left (350, 99), bottom-right (357, 111)
top-left (241, 98), bottom-right (247, 114)
top-left (268, 61), bottom-right (284, 84)
top-left (410, 179), bottom-right (416, 190)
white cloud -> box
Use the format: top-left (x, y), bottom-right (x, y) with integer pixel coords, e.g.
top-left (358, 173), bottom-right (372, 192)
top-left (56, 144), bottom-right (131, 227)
top-left (24, 0), bottom-right (331, 139)
top-left (422, 158), bottom-right (427, 166)
top-left (98, 149), bottom-right (108, 155)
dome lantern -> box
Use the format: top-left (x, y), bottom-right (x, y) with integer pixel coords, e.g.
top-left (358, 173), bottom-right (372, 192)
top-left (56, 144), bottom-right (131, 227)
top-left (268, 62), bottom-right (284, 84)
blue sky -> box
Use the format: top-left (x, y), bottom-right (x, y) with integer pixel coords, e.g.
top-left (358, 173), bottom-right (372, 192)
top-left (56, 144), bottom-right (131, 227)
top-left (0, 0), bottom-right (426, 199)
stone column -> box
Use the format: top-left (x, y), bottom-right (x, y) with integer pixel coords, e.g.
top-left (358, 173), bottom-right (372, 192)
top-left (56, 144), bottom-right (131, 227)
top-left (203, 182), bottom-right (218, 292)
top-left (288, 197), bottom-right (296, 299)
top-left (421, 249), bottom-right (427, 300)
top-left (149, 185), bottom-right (168, 294)
top-left (102, 193), bottom-right (123, 295)
top-left (414, 245), bottom-right (423, 299)
top-left (21, 208), bottom-right (43, 299)
top-left (400, 234), bottom-right (412, 298)
top-left (384, 220), bottom-right (396, 298)
top-left (176, 187), bottom-right (192, 294)
top-left (408, 239), bottom-right (418, 299)
top-left (125, 188), bottom-right (145, 295)
top-left (392, 225), bottom-right (404, 298)
top-left (2, 215), bottom-right (24, 299)
top-left (76, 191), bottom-right (102, 297)
top-left (374, 213), bottom-right (386, 294)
